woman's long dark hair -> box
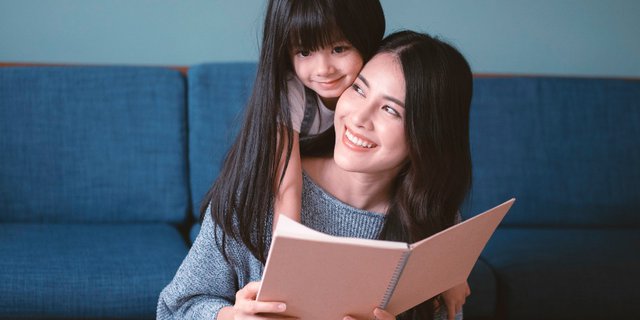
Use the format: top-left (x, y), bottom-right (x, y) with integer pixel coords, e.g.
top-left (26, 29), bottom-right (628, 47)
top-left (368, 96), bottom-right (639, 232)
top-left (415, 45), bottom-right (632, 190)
top-left (373, 31), bottom-right (474, 320)
top-left (200, 0), bottom-right (385, 263)
top-left (285, 30), bottom-right (474, 319)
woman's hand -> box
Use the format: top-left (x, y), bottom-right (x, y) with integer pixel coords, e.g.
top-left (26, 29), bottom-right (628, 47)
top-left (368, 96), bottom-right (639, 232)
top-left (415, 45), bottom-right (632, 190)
top-left (217, 281), bottom-right (290, 319)
top-left (343, 308), bottom-right (395, 320)
top-left (441, 281), bottom-right (471, 320)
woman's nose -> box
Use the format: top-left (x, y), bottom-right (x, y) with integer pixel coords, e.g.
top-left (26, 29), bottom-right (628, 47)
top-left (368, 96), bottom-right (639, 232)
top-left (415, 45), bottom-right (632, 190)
top-left (350, 103), bottom-right (374, 129)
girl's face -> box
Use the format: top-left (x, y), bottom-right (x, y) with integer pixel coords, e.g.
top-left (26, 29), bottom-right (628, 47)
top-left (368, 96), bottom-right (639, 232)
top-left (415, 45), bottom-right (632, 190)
top-left (290, 40), bottom-right (363, 109)
top-left (333, 52), bottom-right (409, 176)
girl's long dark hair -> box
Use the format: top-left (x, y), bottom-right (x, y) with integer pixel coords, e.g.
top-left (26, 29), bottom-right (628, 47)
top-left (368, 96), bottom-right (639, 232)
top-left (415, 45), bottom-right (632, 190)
top-left (200, 0), bottom-right (384, 263)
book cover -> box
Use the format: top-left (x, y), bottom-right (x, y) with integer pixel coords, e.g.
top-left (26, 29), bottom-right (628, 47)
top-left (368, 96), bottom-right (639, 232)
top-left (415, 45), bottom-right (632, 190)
top-left (257, 198), bottom-right (515, 319)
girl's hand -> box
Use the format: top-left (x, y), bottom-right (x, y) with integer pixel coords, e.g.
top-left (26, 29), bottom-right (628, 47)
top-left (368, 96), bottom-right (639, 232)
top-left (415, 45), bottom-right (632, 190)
top-left (218, 281), bottom-right (291, 319)
top-left (442, 281), bottom-right (471, 320)
top-left (343, 307), bottom-right (395, 320)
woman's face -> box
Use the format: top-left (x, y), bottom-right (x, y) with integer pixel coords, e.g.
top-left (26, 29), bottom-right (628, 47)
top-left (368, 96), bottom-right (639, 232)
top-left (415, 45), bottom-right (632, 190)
top-left (333, 52), bottom-right (409, 176)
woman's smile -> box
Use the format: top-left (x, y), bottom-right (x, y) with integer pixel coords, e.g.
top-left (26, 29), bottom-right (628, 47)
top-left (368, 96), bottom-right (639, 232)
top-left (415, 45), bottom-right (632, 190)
top-left (343, 127), bottom-right (376, 149)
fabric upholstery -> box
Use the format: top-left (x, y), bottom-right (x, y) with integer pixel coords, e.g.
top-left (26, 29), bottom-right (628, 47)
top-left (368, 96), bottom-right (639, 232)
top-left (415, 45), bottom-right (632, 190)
top-left (0, 66), bottom-right (189, 223)
top-left (465, 258), bottom-right (497, 319)
top-left (482, 228), bottom-right (640, 319)
top-left (0, 223), bottom-right (188, 319)
top-left (187, 63), bottom-right (256, 219)
top-left (467, 77), bottom-right (640, 227)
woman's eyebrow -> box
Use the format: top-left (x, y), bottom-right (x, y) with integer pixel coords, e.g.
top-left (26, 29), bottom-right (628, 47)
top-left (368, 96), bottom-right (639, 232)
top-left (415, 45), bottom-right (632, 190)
top-left (357, 74), bottom-right (369, 87)
top-left (358, 75), bottom-right (405, 108)
top-left (386, 96), bottom-right (405, 108)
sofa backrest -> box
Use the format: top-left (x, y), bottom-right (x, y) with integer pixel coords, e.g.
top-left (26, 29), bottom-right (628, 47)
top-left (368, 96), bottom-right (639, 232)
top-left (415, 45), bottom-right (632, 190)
top-left (466, 77), bottom-right (640, 227)
top-left (186, 63), bottom-right (640, 228)
top-left (0, 66), bottom-right (189, 223)
top-left (187, 63), bottom-right (257, 218)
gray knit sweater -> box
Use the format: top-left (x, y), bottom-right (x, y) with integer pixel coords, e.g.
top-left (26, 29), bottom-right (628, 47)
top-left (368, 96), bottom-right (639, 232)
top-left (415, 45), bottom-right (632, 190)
top-left (157, 174), bottom-right (461, 319)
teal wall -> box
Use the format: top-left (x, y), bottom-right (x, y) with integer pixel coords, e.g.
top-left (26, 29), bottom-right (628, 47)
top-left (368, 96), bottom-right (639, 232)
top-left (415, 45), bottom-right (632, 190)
top-left (1, 0), bottom-right (638, 77)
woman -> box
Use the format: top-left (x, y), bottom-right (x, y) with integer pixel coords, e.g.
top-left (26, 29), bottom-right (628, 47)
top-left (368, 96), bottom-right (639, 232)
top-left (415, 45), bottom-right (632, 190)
top-left (157, 30), bottom-right (473, 320)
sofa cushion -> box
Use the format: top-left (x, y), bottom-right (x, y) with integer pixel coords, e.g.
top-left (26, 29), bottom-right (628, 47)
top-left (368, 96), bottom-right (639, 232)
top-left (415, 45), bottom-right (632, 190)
top-left (481, 227), bottom-right (640, 319)
top-left (465, 258), bottom-right (497, 319)
top-left (467, 77), bottom-right (640, 227)
top-left (188, 63), bottom-right (256, 218)
top-left (0, 66), bottom-right (189, 223)
top-left (0, 223), bottom-right (188, 319)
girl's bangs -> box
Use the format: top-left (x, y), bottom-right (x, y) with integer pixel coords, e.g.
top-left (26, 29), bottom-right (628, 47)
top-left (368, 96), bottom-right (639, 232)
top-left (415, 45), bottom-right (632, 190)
top-left (287, 8), bottom-right (344, 51)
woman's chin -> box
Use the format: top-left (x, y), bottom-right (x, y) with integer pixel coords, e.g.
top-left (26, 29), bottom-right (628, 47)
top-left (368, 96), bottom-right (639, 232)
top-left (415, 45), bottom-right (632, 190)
top-left (332, 152), bottom-right (357, 172)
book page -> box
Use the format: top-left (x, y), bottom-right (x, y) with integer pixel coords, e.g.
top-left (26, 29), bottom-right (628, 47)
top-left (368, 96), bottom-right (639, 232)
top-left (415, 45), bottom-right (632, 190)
top-left (384, 199), bottom-right (514, 315)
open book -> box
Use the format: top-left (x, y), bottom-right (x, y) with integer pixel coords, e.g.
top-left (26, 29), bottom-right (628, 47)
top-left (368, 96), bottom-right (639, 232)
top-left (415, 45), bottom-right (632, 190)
top-left (257, 198), bottom-right (515, 319)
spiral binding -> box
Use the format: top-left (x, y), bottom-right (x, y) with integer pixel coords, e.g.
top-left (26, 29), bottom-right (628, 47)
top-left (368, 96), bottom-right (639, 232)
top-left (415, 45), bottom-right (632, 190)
top-left (378, 250), bottom-right (411, 310)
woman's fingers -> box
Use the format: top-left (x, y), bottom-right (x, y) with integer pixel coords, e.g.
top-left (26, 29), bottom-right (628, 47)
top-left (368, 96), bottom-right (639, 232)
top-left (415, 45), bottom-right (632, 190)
top-left (373, 308), bottom-right (396, 320)
top-left (237, 300), bottom-right (287, 315)
top-left (236, 281), bottom-right (261, 300)
top-left (235, 281), bottom-right (288, 317)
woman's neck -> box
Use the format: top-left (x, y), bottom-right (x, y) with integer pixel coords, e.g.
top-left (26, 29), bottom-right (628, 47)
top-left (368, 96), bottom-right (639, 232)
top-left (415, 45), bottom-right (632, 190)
top-left (302, 157), bottom-right (396, 214)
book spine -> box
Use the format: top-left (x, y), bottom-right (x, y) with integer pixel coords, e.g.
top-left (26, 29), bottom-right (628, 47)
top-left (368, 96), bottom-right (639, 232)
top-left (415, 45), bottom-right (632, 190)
top-left (378, 250), bottom-right (411, 309)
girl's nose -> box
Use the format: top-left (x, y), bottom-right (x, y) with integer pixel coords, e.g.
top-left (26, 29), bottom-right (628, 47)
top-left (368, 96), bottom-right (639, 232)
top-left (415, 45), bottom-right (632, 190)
top-left (315, 54), bottom-right (336, 76)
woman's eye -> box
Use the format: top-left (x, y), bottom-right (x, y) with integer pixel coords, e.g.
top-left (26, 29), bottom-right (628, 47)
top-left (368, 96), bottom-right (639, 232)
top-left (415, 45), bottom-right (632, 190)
top-left (352, 84), bottom-right (364, 96)
top-left (382, 105), bottom-right (400, 117)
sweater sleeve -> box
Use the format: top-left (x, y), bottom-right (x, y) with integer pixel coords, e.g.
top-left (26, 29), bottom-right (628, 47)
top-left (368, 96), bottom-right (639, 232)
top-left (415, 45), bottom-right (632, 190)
top-left (156, 207), bottom-right (237, 319)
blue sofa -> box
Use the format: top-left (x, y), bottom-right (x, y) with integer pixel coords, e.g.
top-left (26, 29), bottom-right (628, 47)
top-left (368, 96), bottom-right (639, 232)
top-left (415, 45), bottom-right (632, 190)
top-left (1, 64), bottom-right (639, 319)
top-left (464, 77), bottom-right (640, 319)
top-left (0, 66), bottom-right (191, 318)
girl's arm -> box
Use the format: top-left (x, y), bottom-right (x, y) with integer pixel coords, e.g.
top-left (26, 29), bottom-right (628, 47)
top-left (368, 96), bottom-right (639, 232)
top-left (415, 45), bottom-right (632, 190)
top-left (441, 281), bottom-right (470, 320)
top-left (344, 308), bottom-right (396, 320)
top-left (273, 130), bottom-right (303, 229)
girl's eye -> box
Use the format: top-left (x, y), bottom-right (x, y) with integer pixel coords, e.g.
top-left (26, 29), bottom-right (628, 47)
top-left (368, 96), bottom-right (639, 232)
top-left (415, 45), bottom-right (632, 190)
top-left (333, 46), bottom-right (347, 54)
top-left (298, 50), bottom-right (311, 57)
top-left (382, 105), bottom-right (401, 118)
top-left (352, 84), bottom-right (365, 96)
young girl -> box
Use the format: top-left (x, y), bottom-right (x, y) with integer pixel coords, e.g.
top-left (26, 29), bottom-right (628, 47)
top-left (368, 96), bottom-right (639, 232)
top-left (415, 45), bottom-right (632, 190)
top-left (270, 0), bottom-right (387, 229)
top-left (200, 0), bottom-right (386, 261)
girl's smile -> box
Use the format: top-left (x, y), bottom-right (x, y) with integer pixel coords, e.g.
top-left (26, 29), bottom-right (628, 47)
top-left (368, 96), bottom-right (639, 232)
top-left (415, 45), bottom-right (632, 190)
top-left (291, 42), bottom-right (363, 107)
